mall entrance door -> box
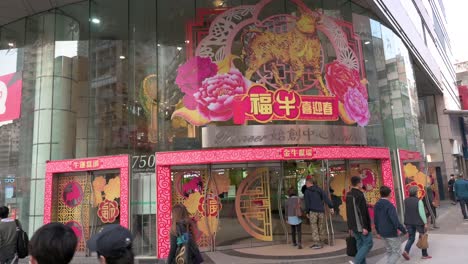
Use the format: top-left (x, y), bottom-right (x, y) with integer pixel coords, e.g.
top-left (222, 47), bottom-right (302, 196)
top-left (170, 158), bottom-right (383, 252)
top-left (171, 162), bottom-right (287, 252)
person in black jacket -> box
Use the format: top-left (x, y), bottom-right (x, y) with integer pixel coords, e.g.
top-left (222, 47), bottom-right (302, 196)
top-left (304, 178), bottom-right (334, 249)
top-left (346, 176), bottom-right (373, 264)
top-left (167, 204), bottom-right (203, 264)
top-left (448, 174), bottom-right (456, 205)
top-left (374, 186), bottom-right (407, 264)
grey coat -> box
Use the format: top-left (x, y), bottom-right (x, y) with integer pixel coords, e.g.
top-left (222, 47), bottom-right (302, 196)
top-left (286, 196), bottom-right (302, 217)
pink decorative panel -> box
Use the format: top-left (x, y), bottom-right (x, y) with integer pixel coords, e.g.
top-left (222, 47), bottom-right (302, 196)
top-left (156, 146), bottom-right (393, 258)
top-left (44, 155), bottom-right (130, 228)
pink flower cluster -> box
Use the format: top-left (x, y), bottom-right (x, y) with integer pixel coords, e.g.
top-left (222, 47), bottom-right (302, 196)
top-left (325, 60), bottom-right (370, 126)
top-left (176, 56), bottom-right (249, 122)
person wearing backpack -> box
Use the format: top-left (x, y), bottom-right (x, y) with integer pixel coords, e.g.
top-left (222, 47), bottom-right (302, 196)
top-left (0, 206), bottom-right (18, 264)
top-left (304, 178), bottom-right (334, 249)
top-left (167, 204), bottom-right (203, 264)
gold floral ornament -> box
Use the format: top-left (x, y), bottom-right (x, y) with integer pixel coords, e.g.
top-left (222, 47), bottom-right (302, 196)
top-left (92, 176), bottom-right (106, 206)
top-left (414, 171), bottom-right (430, 186)
top-left (104, 176), bottom-right (121, 201)
top-left (197, 215), bottom-right (219, 236)
top-left (183, 192), bottom-right (203, 215)
top-left (403, 163), bottom-right (419, 178)
top-left (208, 174), bottom-right (230, 195)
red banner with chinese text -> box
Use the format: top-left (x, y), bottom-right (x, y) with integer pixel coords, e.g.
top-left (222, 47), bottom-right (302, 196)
top-left (233, 85), bottom-right (339, 124)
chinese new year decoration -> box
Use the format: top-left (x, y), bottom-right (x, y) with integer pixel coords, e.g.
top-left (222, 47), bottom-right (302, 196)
top-left (97, 199), bottom-right (120, 223)
top-left (171, 0), bottom-right (369, 127)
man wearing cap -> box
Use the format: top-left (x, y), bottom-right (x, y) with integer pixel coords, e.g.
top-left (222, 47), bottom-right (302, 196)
top-left (88, 224), bottom-right (134, 264)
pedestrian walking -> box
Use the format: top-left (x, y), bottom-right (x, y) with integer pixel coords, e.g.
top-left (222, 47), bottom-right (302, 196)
top-left (167, 204), bottom-right (203, 264)
top-left (0, 206), bottom-right (18, 264)
top-left (29, 222), bottom-right (78, 264)
top-left (88, 224), bottom-right (135, 264)
top-left (454, 175), bottom-right (468, 221)
top-left (304, 178), bottom-right (334, 249)
top-left (423, 182), bottom-right (438, 228)
top-left (374, 186), bottom-right (407, 264)
top-left (285, 188), bottom-right (303, 249)
top-left (402, 186), bottom-right (432, 260)
top-left (346, 176), bottom-right (373, 264)
top-left (448, 174), bottom-right (456, 205)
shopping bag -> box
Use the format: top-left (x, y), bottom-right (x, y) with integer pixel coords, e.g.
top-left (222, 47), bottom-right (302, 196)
top-left (416, 233), bottom-right (429, 249)
top-left (346, 235), bottom-right (357, 257)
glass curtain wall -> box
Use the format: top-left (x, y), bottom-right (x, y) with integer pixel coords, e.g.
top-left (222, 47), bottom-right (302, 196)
top-left (0, 0), bottom-right (425, 256)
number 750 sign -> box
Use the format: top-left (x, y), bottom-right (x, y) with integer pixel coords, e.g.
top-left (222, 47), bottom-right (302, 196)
top-left (131, 154), bottom-right (155, 172)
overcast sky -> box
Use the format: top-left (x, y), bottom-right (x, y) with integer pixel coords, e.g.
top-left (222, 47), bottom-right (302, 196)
top-left (445, 1), bottom-right (468, 62)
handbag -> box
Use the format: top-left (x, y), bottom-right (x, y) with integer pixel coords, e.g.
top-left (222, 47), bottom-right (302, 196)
top-left (416, 233), bottom-right (429, 249)
top-left (346, 235), bottom-right (357, 257)
top-left (295, 198), bottom-right (302, 217)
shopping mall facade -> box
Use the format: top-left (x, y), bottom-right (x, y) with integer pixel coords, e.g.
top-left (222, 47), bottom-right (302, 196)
top-left (0, 0), bottom-right (461, 259)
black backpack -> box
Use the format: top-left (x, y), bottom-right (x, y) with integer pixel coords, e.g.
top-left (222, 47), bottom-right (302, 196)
top-left (15, 220), bottom-right (29, 259)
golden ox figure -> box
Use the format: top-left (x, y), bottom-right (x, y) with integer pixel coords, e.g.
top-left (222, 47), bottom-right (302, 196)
top-left (242, 6), bottom-right (328, 94)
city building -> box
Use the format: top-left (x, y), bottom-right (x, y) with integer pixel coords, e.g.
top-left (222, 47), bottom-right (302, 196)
top-left (0, 0), bottom-right (460, 259)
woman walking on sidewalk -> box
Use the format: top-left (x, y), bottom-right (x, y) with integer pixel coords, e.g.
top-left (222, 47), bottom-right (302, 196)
top-left (402, 186), bottom-right (432, 261)
top-left (286, 188), bottom-right (303, 249)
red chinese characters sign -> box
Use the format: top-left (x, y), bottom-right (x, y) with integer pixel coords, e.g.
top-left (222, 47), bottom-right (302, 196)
top-left (70, 159), bottom-right (101, 170)
top-left (281, 147), bottom-right (315, 159)
top-left (97, 199), bottom-right (120, 223)
top-left (233, 85), bottom-right (338, 124)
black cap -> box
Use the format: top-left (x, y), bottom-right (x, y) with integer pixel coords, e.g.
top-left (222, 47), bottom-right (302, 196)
top-left (87, 224), bottom-right (133, 257)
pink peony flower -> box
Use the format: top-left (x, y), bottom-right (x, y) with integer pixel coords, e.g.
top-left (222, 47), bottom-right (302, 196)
top-left (325, 61), bottom-right (368, 101)
top-left (194, 69), bottom-right (249, 121)
top-left (176, 56), bottom-right (218, 110)
top-left (343, 88), bottom-right (370, 126)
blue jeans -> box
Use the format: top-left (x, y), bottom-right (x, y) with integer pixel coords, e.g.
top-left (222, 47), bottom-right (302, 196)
top-left (404, 225), bottom-right (428, 257)
top-left (353, 231), bottom-right (374, 264)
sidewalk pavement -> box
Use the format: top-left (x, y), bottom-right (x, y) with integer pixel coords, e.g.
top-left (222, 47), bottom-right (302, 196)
top-left (20, 201), bottom-right (465, 264)
top-left (369, 201), bottom-right (468, 264)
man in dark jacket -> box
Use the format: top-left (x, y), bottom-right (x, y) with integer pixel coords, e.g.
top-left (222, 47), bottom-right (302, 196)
top-left (304, 178), bottom-right (334, 249)
top-left (346, 176), bottom-right (373, 264)
top-left (374, 186), bottom-right (407, 264)
top-left (448, 174), bottom-right (456, 205)
top-left (0, 206), bottom-right (17, 264)
top-left (454, 176), bottom-right (468, 220)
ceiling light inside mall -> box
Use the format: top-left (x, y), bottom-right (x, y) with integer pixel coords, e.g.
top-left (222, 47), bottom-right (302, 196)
top-left (7, 43), bottom-right (14, 47)
top-left (119, 55), bottom-right (125, 59)
top-left (364, 41), bottom-right (370, 44)
top-left (91, 18), bottom-right (101, 24)
top-left (177, 47), bottom-right (182, 51)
